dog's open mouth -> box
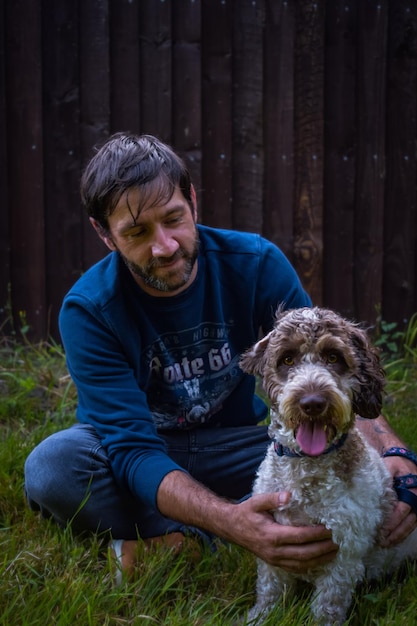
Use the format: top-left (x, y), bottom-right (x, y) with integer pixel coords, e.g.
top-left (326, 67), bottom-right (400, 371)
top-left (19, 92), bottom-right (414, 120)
top-left (295, 422), bottom-right (336, 456)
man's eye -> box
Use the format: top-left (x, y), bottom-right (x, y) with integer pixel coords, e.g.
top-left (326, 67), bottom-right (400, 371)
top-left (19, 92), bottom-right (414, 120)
top-left (165, 216), bottom-right (182, 226)
top-left (130, 229), bottom-right (146, 238)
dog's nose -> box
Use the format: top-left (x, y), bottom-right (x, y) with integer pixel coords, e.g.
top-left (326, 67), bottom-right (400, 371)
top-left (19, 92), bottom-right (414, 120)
top-left (299, 393), bottom-right (327, 416)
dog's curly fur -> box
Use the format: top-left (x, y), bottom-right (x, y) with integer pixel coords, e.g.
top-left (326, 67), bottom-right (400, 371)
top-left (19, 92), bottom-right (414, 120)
top-left (240, 307), bottom-right (417, 626)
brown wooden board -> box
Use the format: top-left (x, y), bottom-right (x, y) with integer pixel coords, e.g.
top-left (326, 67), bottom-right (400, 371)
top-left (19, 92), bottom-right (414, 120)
top-left (172, 0), bottom-right (202, 206)
top-left (42, 2), bottom-right (83, 338)
top-left (172, 0), bottom-right (201, 151)
top-left (382, 0), bottom-right (417, 326)
top-left (263, 0), bottom-right (296, 261)
top-left (355, 0), bottom-right (387, 325)
top-left (139, 0), bottom-right (172, 140)
top-left (231, 0), bottom-right (264, 235)
top-left (0, 2), bottom-right (10, 332)
top-left (79, 0), bottom-right (111, 272)
top-left (200, 0), bottom-right (233, 227)
top-left (110, 0), bottom-right (141, 135)
top-left (5, 0), bottom-right (46, 338)
top-left (293, 0), bottom-right (325, 305)
top-left (322, 0), bottom-right (357, 318)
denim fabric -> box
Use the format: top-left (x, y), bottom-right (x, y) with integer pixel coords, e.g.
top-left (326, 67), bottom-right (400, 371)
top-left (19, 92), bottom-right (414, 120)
top-left (24, 423), bottom-right (270, 540)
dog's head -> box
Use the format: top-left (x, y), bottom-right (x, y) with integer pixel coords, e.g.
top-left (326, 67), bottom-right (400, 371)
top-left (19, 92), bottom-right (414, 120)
top-left (240, 307), bottom-right (385, 455)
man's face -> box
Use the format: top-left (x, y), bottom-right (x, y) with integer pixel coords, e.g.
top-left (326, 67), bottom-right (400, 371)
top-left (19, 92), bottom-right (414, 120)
top-left (91, 186), bottom-right (199, 296)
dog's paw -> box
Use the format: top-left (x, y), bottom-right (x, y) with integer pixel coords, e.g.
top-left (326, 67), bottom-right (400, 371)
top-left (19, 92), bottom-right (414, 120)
top-left (243, 605), bottom-right (269, 625)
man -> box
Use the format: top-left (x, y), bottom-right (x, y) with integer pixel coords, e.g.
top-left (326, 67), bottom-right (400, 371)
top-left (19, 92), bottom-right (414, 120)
top-left (25, 133), bottom-right (417, 578)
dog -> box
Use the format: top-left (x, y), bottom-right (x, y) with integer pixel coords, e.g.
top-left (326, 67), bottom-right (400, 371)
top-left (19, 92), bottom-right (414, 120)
top-left (239, 306), bottom-right (417, 626)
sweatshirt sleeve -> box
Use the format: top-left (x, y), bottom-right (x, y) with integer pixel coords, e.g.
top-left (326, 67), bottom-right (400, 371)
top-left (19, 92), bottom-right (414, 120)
top-left (59, 294), bottom-right (186, 510)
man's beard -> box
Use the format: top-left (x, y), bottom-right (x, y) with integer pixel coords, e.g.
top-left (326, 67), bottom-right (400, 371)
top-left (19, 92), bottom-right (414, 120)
top-left (119, 240), bottom-right (199, 293)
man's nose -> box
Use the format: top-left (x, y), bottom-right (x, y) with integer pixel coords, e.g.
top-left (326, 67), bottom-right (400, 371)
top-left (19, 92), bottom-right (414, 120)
top-left (151, 227), bottom-right (179, 257)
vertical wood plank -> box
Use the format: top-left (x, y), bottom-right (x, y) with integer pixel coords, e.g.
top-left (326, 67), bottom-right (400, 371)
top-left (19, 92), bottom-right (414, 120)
top-left (382, 0), bottom-right (417, 325)
top-left (355, 0), bottom-right (387, 324)
top-left (263, 0), bottom-right (295, 260)
top-left (201, 0), bottom-right (233, 227)
top-left (0, 2), bottom-right (10, 331)
top-left (293, 0), bottom-right (325, 304)
top-left (231, 0), bottom-right (264, 234)
top-left (110, 0), bottom-right (141, 135)
top-left (5, 0), bottom-right (46, 338)
top-left (172, 0), bottom-right (202, 205)
top-left (139, 0), bottom-right (172, 139)
top-left (42, 2), bottom-right (82, 338)
top-left (322, 0), bottom-right (357, 318)
top-left (79, 0), bottom-right (111, 270)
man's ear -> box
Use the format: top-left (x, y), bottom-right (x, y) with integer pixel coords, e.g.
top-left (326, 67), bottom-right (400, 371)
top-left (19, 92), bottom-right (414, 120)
top-left (190, 185), bottom-right (198, 222)
top-left (89, 217), bottom-right (117, 251)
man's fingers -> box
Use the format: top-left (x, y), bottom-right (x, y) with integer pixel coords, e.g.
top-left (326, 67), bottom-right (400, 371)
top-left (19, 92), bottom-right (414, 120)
top-left (276, 552), bottom-right (338, 574)
top-left (284, 525), bottom-right (334, 544)
top-left (273, 537), bottom-right (338, 560)
top-left (380, 501), bottom-right (417, 547)
top-left (269, 540), bottom-right (339, 572)
top-left (250, 491), bottom-right (292, 512)
top-left (238, 492), bottom-right (338, 572)
top-left (246, 493), bottom-right (335, 545)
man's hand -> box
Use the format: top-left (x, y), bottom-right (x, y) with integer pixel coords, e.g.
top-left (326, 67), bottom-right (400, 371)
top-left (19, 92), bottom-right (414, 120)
top-left (355, 415), bottom-right (417, 547)
top-left (224, 492), bottom-right (338, 573)
top-left (380, 455), bottom-right (417, 547)
top-left (157, 471), bottom-right (338, 573)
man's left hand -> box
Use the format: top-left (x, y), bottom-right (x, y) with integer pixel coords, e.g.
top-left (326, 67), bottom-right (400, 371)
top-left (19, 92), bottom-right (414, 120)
top-left (380, 455), bottom-right (417, 547)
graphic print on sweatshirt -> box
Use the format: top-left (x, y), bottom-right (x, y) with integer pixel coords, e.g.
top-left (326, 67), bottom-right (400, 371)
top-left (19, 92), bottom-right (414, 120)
top-left (144, 321), bottom-right (241, 428)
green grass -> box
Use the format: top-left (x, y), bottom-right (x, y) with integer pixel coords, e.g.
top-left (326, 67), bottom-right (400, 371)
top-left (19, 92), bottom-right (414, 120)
top-left (1, 324), bottom-right (417, 626)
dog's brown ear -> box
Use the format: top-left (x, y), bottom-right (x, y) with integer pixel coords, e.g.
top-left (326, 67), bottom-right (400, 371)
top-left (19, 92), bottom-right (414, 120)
top-left (350, 327), bottom-right (385, 419)
top-left (239, 331), bottom-right (273, 376)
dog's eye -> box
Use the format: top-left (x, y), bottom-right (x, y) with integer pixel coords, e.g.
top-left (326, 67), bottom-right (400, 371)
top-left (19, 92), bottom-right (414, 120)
top-left (325, 353), bottom-right (339, 364)
top-left (282, 355), bottom-right (295, 366)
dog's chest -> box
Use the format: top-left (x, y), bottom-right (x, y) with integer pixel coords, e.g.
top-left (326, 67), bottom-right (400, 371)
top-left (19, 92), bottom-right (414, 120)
top-left (253, 444), bottom-right (357, 525)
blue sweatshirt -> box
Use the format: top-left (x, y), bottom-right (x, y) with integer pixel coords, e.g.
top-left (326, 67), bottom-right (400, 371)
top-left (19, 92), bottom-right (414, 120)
top-left (59, 225), bottom-right (311, 508)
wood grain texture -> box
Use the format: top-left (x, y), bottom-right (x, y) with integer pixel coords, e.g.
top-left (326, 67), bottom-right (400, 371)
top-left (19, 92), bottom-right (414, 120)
top-left (2, 0), bottom-right (417, 338)
top-left (293, 0), bottom-right (325, 305)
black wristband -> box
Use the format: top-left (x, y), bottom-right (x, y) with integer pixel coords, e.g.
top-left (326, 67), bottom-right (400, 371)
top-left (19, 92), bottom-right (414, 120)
top-left (393, 474), bottom-right (417, 490)
top-left (394, 486), bottom-right (417, 516)
top-left (382, 446), bottom-right (417, 468)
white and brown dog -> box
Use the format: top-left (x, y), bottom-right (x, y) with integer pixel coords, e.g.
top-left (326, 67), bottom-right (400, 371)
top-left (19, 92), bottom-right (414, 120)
top-left (240, 306), bottom-right (417, 626)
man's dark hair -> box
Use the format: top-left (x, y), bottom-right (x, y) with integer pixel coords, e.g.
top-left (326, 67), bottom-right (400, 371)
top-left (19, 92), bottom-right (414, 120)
top-left (80, 133), bottom-right (192, 230)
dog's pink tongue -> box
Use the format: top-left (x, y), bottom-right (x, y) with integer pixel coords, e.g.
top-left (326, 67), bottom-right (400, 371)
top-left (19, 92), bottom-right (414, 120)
top-left (296, 423), bottom-right (328, 456)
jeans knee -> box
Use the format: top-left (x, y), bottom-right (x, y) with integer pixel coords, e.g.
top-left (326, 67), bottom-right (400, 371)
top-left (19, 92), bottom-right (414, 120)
top-left (24, 425), bottom-right (105, 516)
top-left (25, 431), bottom-right (74, 504)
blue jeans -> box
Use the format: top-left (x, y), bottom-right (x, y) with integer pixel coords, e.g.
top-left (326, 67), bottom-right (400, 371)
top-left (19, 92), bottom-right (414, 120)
top-left (24, 424), bottom-right (270, 540)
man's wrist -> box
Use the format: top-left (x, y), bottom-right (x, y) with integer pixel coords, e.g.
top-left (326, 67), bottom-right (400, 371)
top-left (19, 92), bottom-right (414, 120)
top-left (157, 470), bottom-right (238, 541)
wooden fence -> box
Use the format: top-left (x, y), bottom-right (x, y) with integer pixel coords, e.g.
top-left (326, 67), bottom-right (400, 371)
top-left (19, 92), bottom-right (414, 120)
top-left (1, 0), bottom-right (417, 340)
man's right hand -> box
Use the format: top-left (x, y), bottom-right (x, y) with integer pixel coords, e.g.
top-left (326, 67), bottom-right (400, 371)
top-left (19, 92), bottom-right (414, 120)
top-left (228, 492), bottom-right (339, 573)
top-left (157, 471), bottom-right (338, 573)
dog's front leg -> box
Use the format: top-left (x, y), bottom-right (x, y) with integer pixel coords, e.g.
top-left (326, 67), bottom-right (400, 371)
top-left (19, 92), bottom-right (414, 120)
top-left (309, 562), bottom-right (363, 626)
top-left (245, 561), bottom-right (296, 624)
